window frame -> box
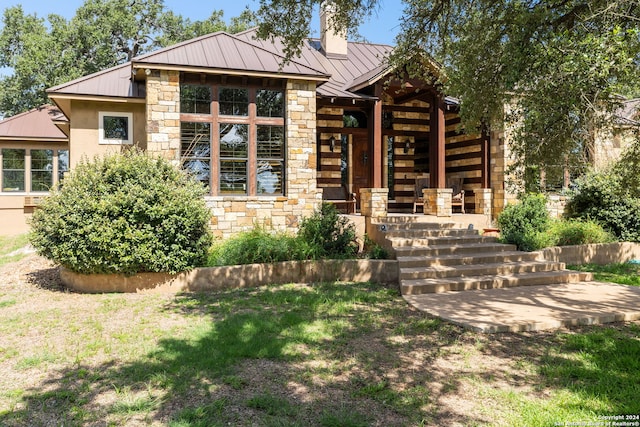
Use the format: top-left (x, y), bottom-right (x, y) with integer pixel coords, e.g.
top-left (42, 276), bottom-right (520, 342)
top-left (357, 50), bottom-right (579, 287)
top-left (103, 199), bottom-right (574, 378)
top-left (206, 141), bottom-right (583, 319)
top-left (98, 111), bottom-right (133, 145)
top-left (30, 149), bottom-right (54, 193)
top-left (1, 148), bottom-right (26, 192)
top-left (179, 80), bottom-right (286, 197)
top-left (0, 148), bottom-right (68, 194)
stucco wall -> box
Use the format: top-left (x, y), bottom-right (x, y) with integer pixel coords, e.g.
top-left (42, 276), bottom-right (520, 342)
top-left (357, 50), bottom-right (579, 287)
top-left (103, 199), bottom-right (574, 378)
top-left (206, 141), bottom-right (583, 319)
top-left (69, 100), bottom-right (146, 167)
top-left (0, 140), bottom-right (68, 235)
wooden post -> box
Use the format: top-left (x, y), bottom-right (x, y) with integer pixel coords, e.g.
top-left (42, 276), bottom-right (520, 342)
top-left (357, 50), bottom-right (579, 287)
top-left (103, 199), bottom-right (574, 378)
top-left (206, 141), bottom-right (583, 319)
top-left (372, 85), bottom-right (383, 188)
top-left (429, 93), bottom-right (446, 188)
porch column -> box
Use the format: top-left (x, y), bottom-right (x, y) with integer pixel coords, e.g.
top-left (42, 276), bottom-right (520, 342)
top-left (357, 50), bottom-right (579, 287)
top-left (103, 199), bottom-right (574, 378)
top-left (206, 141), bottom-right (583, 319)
top-left (474, 188), bottom-right (492, 216)
top-left (429, 93), bottom-right (446, 188)
top-left (372, 84), bottom-right (383, 188)
top-left (481, 126), bottom-right (490, 188)
top-left (360, 188), bottom-right (388, 218)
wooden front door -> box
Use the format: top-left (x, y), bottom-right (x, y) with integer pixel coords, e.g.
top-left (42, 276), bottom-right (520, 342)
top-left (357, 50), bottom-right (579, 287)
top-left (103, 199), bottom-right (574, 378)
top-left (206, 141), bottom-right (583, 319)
top-left (351, 130), bottom-right (371, 210)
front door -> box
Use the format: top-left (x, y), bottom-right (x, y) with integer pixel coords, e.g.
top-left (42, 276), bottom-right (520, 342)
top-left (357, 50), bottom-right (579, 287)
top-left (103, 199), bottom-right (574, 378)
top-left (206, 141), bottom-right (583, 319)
top-left (351, 130), bottom-right (371, 210)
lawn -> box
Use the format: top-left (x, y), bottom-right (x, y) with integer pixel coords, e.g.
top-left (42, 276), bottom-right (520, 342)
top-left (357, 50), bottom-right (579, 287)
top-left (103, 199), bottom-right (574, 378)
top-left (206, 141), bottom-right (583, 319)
top-left (0, 234), bottom-right (30, 267)
top-left (568, 262), bottom-right (640, 287)
top-left (1, 257), bottom-right (639, 426)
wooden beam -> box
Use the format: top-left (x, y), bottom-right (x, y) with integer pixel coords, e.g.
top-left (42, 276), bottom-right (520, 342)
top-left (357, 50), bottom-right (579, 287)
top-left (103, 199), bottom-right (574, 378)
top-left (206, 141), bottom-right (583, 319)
top-left (481, 126), bottom-right (490, 188)
top-left (372, 85), bottom-right (383, 187)
top-left (429, 93), bottom-right (446, 188)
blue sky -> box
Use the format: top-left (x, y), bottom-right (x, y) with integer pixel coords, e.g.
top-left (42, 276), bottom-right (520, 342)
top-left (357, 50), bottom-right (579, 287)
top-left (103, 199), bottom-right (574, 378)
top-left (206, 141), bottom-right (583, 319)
top-left (3, 0), bottom-right (403, 45)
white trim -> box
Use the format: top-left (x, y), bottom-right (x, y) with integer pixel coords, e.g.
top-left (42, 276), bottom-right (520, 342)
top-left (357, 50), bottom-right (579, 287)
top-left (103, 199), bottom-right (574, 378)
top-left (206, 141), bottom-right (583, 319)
top-left (99, 112), bottom-right (133, 145)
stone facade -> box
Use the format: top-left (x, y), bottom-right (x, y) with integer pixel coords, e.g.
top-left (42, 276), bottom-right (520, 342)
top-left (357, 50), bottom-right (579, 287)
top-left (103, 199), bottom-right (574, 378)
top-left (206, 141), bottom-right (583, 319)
top-left (146, 69), bottom-right (181, 165)
top-left (546, 193), bottom-right (567, 219)
top-left (474, 188), bottom-right (492, 217)
top-left (360, 188), bottom-right (388, 219)
top-left (205, 80), bottom-right (321, 239)
top-left (424, 188), bottom-right (453, 217)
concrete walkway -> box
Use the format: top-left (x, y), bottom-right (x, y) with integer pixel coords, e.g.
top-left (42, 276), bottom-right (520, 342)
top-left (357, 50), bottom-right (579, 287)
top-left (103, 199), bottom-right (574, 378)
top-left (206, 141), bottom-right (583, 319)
top-left (404, 281), bottom-right (640, 333)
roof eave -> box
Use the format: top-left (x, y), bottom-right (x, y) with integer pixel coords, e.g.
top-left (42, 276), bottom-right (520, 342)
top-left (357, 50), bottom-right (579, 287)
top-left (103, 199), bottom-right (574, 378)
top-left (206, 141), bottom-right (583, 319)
top-left (132, 63), bottom-right (330, 82)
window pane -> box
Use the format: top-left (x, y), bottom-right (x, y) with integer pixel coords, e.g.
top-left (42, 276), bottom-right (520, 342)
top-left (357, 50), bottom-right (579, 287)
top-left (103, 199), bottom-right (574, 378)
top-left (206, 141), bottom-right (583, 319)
top-left (31, 149), bottom-right (53, 192)
top-left (181, 122), bottom-right (211, 187)
top-left (257, 161), bottom-right (283, 195)
top-left (256, 90), bottom-right (284, 117)
top-left (257, 126), bottom-right (284, 159)
top-left (219, 88), bottom-right (248, 116)
top-left (220, 124), bottom-right (248, 158)
top-left (2, 149), bottom-right (25, 192)
top-left (180, 84), bottom-right (211, 114)
top-left (58, 150), bottom-right (69, 183)
top-left (220, 160), bottom-right (247, 194)
top-left (103, 116), bottom-right (129, 140)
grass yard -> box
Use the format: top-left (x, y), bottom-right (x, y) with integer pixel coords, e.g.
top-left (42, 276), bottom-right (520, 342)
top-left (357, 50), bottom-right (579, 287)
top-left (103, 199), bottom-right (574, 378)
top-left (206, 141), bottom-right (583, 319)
top-left (0, 234), bottom-right (30, 267)
top-left (569, 262), bottom-right (640, 287)
top-left (1, 256), bottom-right (639, 426)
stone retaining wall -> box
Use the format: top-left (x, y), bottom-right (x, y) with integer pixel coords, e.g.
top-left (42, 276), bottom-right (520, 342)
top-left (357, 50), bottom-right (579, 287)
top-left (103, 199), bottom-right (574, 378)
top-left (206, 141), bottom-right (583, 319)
top-left (61, 259), bottom-right (399, 293)
top-left (538, 242), bottom-right (640, 265)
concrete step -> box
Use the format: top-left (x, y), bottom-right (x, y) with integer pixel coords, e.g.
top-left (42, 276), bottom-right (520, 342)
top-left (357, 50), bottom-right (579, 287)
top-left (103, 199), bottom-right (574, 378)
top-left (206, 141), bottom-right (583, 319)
top-left (382, 229), bottom-right (480, 239)
top-left (399, 261), bottom-right (566, 280)
top-left (389, 234), bottom-right (498, 247)
top-left (394, 242), bottom-right (517, 257)
top-left (397, 251), bottom-right (541, 268)
top-left (376, 222), bottom-right (458, 231)
top-left (401, 270), bottom-right (594, 295)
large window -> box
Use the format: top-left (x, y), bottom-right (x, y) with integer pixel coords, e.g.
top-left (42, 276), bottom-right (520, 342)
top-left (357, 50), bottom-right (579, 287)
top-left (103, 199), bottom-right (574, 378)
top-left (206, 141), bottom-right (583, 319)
top-left (1, 149), bottom-right (67, 193)
top-left (180, 122), bottom-right (211, 187)
top-left (30, 149), bottom-right (53, 192)
top-left (99, 112), bottom-right (133, 145)
top-left (180, 83), bottom-right (285, 196)
top-left (219, 124), bottom-right (248, 194)
top-left (2, 149), bottom-right (25, 192)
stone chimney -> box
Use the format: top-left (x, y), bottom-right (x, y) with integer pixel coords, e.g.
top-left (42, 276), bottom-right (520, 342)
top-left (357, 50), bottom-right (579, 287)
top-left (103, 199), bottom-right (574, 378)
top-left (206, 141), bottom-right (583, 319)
top-left (320, 2), bottom-right (348, 59)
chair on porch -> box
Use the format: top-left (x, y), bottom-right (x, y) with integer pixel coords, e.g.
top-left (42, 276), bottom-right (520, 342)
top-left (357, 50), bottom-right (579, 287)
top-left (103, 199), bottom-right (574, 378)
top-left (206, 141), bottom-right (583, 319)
top-left (447, 177), bottom-right (465, 214)
top-left (413, 177), bottom-right (430, 214)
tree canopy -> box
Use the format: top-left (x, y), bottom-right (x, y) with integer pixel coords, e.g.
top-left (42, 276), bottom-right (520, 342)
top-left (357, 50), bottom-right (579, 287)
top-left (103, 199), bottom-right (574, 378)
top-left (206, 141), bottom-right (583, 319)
top-left (0, 0), bottom-right (256, 116)
top-left (255, 0), bottom-right (640, 188)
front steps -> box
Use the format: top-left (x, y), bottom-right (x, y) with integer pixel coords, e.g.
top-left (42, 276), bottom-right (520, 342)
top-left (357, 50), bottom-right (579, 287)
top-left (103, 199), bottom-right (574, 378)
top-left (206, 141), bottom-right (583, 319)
top-left (374, 217), bottom-right (593, 296)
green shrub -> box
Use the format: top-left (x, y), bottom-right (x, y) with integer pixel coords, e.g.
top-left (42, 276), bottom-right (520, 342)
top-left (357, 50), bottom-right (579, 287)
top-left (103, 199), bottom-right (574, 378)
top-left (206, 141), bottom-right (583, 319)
top-left (497, 193), bottom-right (551, 251)
top-left (298, 203), bottom-right (358, 259)
top-left (29, 150), bottom-right (213, 274)
top-left (363, 235), bottom-right (390, 260)
top-left (565, 171), bottom-right (640, 242)
top-left (548, 219), bottom-right (615, 246)
top-left (207, 227), bottom-right (311, 266)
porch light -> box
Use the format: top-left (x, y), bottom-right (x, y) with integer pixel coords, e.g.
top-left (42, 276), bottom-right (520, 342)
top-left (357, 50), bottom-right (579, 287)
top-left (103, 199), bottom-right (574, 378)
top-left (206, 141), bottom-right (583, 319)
top-left (404, 140), bottom-right (410, 153)
top-left (330, 136), bottom-right (336, 152)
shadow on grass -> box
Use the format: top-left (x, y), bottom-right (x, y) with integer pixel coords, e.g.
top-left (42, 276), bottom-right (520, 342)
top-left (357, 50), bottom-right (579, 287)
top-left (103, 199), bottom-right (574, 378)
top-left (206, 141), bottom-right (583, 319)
top-left (2, 281), bottom-right (639, 426)
top-left (1, 282), bottom-right (459, 426)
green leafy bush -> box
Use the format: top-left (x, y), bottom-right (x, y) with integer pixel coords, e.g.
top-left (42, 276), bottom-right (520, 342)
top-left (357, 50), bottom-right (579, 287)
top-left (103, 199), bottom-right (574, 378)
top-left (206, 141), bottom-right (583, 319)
top-left (565, 171), bottom-right (640, 242)
top-left (298, 203), bottom-right (358, 259)
top-left (363, 235), bottom-right (390, 260)
top-left (207, 227), bottom-right (311, 266)
top-left (497, 193), bottom-right (551, 251)
top-left (29, 150), bottom-right (213, 274)
top-left (548, 219), bottom-right (615, 246)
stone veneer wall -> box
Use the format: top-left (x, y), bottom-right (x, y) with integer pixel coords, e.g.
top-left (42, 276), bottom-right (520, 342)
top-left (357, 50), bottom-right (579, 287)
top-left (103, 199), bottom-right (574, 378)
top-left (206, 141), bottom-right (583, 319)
top-left (146, 70), bottom-right (181, 164)
top-left (145, 74), bottom-right (320, 239)
top-left (490, 129), bottom-right (519, 218)
top-left (205, 80), bottom-right (321, 239)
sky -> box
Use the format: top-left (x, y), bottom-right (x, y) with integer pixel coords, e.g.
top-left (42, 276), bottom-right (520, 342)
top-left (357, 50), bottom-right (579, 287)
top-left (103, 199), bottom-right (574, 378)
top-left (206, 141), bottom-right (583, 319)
top-left (2, 0), bottom-right (404, 45)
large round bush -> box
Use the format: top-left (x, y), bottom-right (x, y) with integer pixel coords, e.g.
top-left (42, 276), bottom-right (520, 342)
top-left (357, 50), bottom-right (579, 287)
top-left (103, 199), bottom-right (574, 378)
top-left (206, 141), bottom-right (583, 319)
top-left (30, 151), bottom-right (213, 274)
top-left (497, 193), bottom-right (551, 251)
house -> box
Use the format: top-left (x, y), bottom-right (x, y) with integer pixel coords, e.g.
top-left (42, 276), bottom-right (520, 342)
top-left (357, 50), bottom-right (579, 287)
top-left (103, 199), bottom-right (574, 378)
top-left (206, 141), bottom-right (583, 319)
top-left (0, 8), bottom-right (512, 237)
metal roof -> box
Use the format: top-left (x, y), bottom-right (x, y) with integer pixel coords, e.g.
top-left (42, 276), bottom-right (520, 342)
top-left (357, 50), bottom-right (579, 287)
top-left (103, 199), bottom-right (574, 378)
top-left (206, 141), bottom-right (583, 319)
top-left (133, 32), bottom-right (329, 79)
top-left (0, 105), bottom-right (67, 140)
top-left (48, 62), bottom-right (145, 99)
top-left (235, 30), bottom-right (393, 99)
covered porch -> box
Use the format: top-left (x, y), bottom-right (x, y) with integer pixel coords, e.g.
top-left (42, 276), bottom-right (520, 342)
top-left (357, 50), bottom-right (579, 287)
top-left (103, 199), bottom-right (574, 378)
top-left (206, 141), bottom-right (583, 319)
top-left (316, 73), bottom-right (496, 218)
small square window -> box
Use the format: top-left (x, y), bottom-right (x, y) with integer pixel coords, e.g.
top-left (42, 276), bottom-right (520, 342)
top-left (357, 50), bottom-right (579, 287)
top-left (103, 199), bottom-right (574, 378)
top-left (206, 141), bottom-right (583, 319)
top-left (99, 112), bottom-right (133, 144)
top-left (180, 84), bottom-right (211, 114)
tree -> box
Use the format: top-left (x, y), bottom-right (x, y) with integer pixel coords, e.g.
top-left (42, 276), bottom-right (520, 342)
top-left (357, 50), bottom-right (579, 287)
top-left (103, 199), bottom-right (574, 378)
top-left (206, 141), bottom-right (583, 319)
top-left (0, 0), bottom-right (256, 116)
top-left (255, 0), bottom-right (640, 188)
